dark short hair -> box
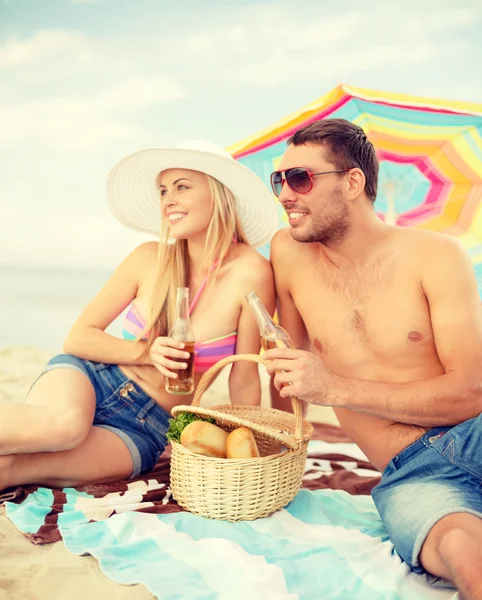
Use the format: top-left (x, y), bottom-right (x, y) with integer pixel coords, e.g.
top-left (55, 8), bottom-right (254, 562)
top-left (287, 118), bottom-right (379, 202)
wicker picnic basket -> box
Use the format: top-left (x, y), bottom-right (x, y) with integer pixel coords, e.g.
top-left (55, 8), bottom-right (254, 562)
top-left (169, 354), bottom-right (313, 522)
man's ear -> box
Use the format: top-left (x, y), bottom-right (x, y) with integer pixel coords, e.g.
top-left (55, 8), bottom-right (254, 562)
top-left (346, 168), bottom-right (366, 199)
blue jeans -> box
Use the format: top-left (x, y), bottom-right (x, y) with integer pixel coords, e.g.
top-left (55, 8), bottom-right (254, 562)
top-left (371, 414), bottom-right (482, 581)
top-left (29, 354), bottom-right (171, 477)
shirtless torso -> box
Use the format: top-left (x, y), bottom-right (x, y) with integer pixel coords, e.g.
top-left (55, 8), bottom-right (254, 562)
top-left (270, 226), bottom-right (478, 472)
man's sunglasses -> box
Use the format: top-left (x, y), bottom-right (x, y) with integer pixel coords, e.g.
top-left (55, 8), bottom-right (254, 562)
top-left (270, 167), bottom-right (352, 197)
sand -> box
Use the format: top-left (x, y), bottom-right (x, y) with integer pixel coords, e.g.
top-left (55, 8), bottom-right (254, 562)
top-left (0, 346), bottom-right (337, 599)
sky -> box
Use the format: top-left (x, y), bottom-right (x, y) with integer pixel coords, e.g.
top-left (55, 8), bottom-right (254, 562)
top-left (1, 0), bottom-right (481, 270)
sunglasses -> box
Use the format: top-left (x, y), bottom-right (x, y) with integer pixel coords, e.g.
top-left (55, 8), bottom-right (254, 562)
top-left (270, 167), bottom-right (352, 197)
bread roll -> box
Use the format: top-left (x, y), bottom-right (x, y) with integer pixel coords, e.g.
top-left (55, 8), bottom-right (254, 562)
top-left (226, 427), bottom-right (260, 459)
top-left (180, 421), bottom-right (228, 458)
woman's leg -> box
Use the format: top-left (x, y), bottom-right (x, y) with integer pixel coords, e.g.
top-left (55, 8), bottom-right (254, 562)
top-left (0, 426), bottom-right (133, 491)
top-left (0, 368), bottom-right (96, 455)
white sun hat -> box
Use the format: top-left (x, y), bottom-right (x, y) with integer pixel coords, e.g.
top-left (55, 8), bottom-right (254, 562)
top-left (106, 140), bottom-right (278, 248)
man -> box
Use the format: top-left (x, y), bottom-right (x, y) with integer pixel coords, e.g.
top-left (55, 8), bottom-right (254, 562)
top-left (265, 118), bottom-right (482, 598)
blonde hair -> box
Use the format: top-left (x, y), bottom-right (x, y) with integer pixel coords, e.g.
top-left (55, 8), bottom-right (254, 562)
top-left (143, 174), bottom-right (247, 353)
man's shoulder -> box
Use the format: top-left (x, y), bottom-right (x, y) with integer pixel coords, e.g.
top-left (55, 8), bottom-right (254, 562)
top-left (393, 228), bottom-right (472, 281)
top-left (272, 227), bottom-right (295, 244)
top-left (398, 227), bottom-right (466, 257)
top-left (270, 227), bottom-right (305, 260)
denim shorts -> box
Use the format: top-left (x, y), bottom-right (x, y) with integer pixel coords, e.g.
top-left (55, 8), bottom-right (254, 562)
top-left (30, 354), bottom-right (171, 478)
top-left (371, 413), bottom-right (482, 581)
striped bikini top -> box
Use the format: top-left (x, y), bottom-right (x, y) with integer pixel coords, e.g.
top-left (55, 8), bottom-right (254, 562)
top-left (122, 268), bottom-right (237, 374)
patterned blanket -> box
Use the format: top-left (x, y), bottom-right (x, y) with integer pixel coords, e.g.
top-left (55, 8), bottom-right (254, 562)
top-left (2, 424), bottom-right (457, 599)
top-left (1, 423), bottom-right (380, 544)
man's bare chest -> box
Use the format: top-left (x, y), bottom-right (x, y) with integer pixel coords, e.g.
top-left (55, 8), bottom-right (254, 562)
top-left (290, 265), bottom-right (436, 367)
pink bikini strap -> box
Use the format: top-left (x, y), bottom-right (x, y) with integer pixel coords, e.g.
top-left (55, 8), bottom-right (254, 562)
top-left (189, 260), bottom-right (220, 314)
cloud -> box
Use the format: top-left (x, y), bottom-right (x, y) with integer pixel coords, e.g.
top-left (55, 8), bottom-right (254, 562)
top-left (175, 0), bottom-right (481, 87)
top-left (0, 205), bottom-right (152, 269)
top-left (0, 30), bottom-right (88, 69)
top-left (404, 7), bottom-right (476, 34)
top-left (0, 78), bottom-right (185, 151)
top-left (0, 30), bottom-right (185, 151)
top-left (1, 0), bottom-right (480, 153)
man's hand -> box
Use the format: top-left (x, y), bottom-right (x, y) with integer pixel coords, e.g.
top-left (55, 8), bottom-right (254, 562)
top-left (263, 348), bottom-right (337, 406)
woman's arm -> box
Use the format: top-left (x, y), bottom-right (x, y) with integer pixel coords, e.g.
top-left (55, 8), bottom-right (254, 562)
top-left (228, 255), bottom-right (276, 405)
top-left (63, 242), bottom-right (158, 365)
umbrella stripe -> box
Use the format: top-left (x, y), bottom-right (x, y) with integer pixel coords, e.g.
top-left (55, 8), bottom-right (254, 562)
top-left (228, 83), bottom-right (482, 294)
top-left (230, 88), bottom-right (482, 158)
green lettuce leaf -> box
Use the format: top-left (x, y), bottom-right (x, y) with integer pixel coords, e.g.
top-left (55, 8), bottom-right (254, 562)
top-left (166, 411), bottom-right (216, 443)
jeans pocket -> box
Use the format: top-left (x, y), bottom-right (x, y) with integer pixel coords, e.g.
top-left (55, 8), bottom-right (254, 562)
top-left (95, 391), bottom-right (125, 422)
top-left (382, 458), bottom-right (397, 477)
top-left (145, 413), bottom-right (169, 440)
top-left (441, 436), bottom-right (455, 462)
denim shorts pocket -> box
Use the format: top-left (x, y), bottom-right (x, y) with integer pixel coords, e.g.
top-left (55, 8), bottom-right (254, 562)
top-left (94, 389), bottom-right (127, 423)
top-left (92, 363), bottom-right (119, 395)
top-left (145, 413), bottom-right (169, 438)
top-left (440, 435), bottom-right (455, 461)
top-left (435, 427), bottom-right (482, 480)
top-left (382, 458), bottom-right (397, 477)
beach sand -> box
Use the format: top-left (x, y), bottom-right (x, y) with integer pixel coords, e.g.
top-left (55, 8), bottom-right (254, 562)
top-left (0, 346), bottom-right (338, 599)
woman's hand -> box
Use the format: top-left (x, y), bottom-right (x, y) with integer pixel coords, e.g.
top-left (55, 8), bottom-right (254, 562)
top-left (148, 337), bottom-right (191, 378)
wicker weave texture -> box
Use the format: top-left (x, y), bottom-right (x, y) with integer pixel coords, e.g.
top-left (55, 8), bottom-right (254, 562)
top-left (169, 354), bottom-right (312, 521)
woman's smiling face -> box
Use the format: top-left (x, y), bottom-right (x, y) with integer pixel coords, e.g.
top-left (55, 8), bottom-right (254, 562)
top-left (157, 168), bottom-right (214, 241)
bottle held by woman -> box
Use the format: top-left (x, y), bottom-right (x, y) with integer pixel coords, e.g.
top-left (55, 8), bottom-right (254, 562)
top-left (165, 287), bottom-right (195, 395)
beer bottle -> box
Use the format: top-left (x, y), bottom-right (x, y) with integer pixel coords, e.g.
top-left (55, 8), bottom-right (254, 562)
top-left (245, 290), bottom-right (295, 351)
top-left (165, 287), bottom-right (195, 395)
top-left (246, 291), bottom-right (304, 419)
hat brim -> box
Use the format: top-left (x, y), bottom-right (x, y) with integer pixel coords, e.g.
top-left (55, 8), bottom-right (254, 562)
top-left (106, 147), bottom-right (278, 248)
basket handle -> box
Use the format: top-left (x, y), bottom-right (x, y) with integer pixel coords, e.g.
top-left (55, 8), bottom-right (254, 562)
top-left (191, 353), bottom-right (304, 443)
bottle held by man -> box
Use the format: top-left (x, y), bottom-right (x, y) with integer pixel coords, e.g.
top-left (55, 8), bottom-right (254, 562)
top-left (245, 290), bottom-right (295, 351)
top-left (246, 290), bottom-right (305, 419)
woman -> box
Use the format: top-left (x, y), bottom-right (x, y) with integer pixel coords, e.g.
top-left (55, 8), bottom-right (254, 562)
top-left (0, 140), bottom-right (277, 490)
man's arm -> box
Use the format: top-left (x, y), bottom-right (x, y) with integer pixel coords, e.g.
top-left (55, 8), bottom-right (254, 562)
top-left (268, 235), bottom-right (482, 426)
top-left (269, 230), bottom-right (310, 413)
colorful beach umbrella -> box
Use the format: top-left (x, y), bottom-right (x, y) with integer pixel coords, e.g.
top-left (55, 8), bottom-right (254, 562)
top-left (228, 84), bottom-right (482, 292)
